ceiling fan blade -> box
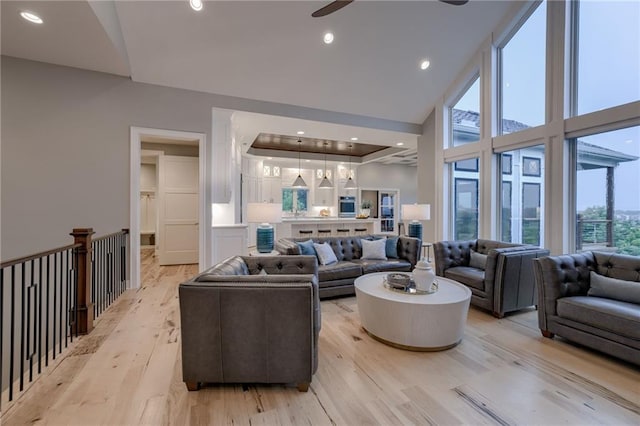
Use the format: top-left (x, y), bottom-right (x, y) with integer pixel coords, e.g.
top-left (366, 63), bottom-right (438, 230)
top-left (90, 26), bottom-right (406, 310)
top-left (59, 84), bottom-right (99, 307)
top-left (440, 0), bottom-right (469, 5)
top-left (312, 1), bottom-right (354, 18)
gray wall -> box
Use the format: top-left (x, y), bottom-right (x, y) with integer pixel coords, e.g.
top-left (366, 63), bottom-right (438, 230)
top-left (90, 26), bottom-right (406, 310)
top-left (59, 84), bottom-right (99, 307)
top-left (357, 163), bottom-right (417, 205)
top-left (1, 57), bottom-right (214, 259)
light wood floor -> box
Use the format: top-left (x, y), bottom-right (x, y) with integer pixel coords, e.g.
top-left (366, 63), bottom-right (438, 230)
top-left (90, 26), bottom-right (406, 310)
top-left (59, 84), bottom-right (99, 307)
top-left (2, 249), bottom-right (639, 425)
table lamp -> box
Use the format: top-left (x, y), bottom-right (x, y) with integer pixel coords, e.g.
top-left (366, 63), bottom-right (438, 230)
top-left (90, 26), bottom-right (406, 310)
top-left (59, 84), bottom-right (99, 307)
top-left (401, 204), bottom-right (431, 242)
top-left (247, 202), bottom-right (282, 253)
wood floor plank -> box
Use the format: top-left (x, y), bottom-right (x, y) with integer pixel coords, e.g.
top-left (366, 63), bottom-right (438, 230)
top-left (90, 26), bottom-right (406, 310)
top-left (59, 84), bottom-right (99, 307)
top-left (2, 249), bottom-right (639, 425)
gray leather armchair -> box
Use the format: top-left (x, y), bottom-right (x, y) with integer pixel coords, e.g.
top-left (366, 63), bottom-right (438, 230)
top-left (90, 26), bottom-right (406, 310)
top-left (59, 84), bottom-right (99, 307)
top-left (179, 255), bottom-right (320, 392)
top-left (434, 239), bottom-right (550, 317)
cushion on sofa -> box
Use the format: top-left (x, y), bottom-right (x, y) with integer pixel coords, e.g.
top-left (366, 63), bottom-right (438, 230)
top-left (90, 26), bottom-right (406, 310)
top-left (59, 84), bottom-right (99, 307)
top-left (588, 271), bottom-right (640, 304)
top-left (361, 238), bottom-right (387, 260)
top-left (386, 236), bottom-right (399, 259)
top-left (556, 296), bottom-right (640, 340)
top-left (314, 242), bottom-right (338, 265)
top-left (297, 239), bottom-right (316, 256)
top-left (318, 261), bottom-right (363, 282)
top-left (444, 266), bottom-right (485, 291)
top-left (469, 250), bottom-right (488, 270)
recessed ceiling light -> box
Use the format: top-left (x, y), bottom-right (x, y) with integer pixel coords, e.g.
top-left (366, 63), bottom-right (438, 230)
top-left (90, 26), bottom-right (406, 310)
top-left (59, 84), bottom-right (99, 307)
top-left (305, 159), bottom-right (311, 162)
top-left (420, 59), bottom-right (430, 70)
top-left (350, 137), bottom-right (358, 141)
top-left (190, 0), bottom-right (203, 12)
top-left (267, 157), bottom-right (273, 160)
top-left (396, 142), bottom-right (404, 146)
top-left (323, 32), bottom-right (334, 44)
top-left (20, 11), bottom-right (43, 24)
top-left (297, 131), bottom-right (305, 135)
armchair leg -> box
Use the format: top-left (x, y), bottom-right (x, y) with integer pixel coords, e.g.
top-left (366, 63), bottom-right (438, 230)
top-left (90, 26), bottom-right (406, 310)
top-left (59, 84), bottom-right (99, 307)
top-left (492, 311), bottom-right (504, 319)
top-left (296, 382), bottom-right (310, 392)
top-left (185, 381), bottom-right (200, 391)
top-left (541, 330), bottom-right (555, 339)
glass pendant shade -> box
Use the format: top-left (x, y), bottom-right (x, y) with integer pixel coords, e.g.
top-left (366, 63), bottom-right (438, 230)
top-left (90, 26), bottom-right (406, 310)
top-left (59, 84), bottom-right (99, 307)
top-left (292, 174), bottom-right (307, 187)
top-left (344, 144), bottom-right (357, 189)
top-left (319, 142), bottom-right (334, 189)
top-left (344, 176), bottom-right (357, 189)
top-left (292, 139), bottom-right (307, 187)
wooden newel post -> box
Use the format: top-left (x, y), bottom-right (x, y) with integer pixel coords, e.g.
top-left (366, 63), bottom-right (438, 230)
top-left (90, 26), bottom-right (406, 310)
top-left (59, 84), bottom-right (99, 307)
top-left (71, 228), bottom-right (95, 335)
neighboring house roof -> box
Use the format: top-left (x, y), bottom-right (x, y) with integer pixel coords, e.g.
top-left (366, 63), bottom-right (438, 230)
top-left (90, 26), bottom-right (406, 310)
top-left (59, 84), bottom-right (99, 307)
top-left (452, 109), bottom-right (638, 168)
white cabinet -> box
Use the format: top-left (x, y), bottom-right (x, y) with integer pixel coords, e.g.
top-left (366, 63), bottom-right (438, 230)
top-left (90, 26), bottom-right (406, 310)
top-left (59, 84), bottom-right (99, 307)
top-left (262, 176), bottom-right (282, 203)
top-left (313, 185), bottom-right (334, 206)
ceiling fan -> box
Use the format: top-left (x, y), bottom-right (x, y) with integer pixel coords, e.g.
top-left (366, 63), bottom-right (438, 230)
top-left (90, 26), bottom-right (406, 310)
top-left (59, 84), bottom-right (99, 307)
top-left (312, 0), bottom-right (469, 18)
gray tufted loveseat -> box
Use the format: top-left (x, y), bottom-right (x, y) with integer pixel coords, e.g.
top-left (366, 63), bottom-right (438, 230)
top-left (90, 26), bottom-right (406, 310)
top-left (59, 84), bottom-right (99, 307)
top-left (533, 251), bottom-right (640, 366)
top-left (434, 239), bottom-right (550, 317)
top-left (179, 255), bottom-right (320, 391)
top-left (276, 235), bottom-right (421, 298)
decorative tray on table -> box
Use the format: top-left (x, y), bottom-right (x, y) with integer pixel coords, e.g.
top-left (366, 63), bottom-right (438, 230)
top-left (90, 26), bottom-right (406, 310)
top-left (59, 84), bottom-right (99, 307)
top-left (383, 273), bottom-right (437, 295)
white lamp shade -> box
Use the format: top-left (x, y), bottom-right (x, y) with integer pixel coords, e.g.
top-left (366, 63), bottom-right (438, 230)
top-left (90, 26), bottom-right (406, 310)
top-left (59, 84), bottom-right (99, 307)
top-left (402, 204), bottom-right (431, 221)
top-left (247, 203), bottom-right (282, 224)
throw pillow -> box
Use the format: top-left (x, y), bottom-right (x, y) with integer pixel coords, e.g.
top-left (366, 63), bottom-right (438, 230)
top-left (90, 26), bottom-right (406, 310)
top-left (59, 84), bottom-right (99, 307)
top-left (258, 268), bottom-right (268, 276)
top-left (296, 239), bottom-right (316, 256)
top-left (313, 242), bottom-right (338, 265)
top-left (588, 271), bottom-right (640, 304)
top-left (469, 249), bottom-right (488, 270)
top-left (361, 238), bottom-right (387, 260)
top-left (386, 236), bottom-right (399, 259)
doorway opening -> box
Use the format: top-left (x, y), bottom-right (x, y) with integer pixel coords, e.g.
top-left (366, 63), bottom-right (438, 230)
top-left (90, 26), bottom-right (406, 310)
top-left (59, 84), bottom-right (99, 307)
top-left (130, 127), bottom-right (206, 289)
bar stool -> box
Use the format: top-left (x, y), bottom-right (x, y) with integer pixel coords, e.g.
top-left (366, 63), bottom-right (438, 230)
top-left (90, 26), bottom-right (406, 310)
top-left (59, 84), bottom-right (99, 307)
top-left (299, 229), bottom-right (314, 238)
top-left (317, 229), bottom-right (331, 238)
top-left (336, 228), bottom-right (350, 237)
top-left (354, 227), bottom-right (367, 236)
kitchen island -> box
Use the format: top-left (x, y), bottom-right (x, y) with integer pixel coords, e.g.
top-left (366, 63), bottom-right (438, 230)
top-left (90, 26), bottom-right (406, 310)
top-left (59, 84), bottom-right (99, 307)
top-left (277, 217), bottom-right (380, 238)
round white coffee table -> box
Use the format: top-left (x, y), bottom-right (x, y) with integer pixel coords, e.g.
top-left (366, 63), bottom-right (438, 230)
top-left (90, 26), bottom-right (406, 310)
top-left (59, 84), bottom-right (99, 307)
top-left (354, 272), bottom-right (472, 351)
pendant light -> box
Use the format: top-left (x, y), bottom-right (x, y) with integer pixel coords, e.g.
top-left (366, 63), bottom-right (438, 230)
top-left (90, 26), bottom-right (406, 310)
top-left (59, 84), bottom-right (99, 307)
top-left (344, 144), bottom-right (357, 189)
top-left (292, 139), bottom-right (307, 187)
top-left (319, 142), bottom-right (334, 188)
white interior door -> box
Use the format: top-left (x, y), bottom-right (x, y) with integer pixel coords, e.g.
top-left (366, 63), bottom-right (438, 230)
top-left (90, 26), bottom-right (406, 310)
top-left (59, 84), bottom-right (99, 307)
top-left (158, 155), bottom-right (199, 265)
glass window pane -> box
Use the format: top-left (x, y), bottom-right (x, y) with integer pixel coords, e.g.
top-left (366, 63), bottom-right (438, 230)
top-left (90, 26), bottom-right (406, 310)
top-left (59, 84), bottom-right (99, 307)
top-left (575, 1), bottom-right (640, 115)
top-left (450, 77), bottom-right (480, 147)
top-left (500, 1), bottom-right (546, 132)
top-left (499, 145), bottom-right (545, 246)
top-left (296, 189), bottom-right (308, 212)
top-left (451, 158), bottom-right (480, 240)
top-left (575, 126), bottom-right (640, 255)
top-left (282, 188), bottom-right (293, 212)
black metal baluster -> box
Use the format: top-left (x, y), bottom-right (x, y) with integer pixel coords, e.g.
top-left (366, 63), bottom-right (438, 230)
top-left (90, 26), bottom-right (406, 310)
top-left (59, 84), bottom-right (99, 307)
top-left (53, 253), bottom-right (58, 359)
top-left (73, 248), bottom-right (78, 339)
top-left (91, 243), bottom-right (97, 317)
top-left (109, 237), bottom-right (113, 305)
top-left (45, 255), bottom-right (50, 367)
top-left (20, 262), bottom-right (25, 391)
top-left (9, 265), bottom-right (16, 401)
top-left (58, 251), bottom-right (63, 354)
top-left (28, 259), bottom-right (34, 383)
top-left (38, 258), bottom-right (43, 374)
top-left (65, 250), bottom-right (69, 347)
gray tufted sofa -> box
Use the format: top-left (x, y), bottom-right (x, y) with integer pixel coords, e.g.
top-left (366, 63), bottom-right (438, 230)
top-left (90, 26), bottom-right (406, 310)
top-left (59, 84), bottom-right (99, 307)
top-left (533, 251), bottom-right (640, 366)
top-left (434, 239), bottom-right (550, 317)
top-left (276, 235), bottom-right (421, 298)
top-left (179, 255), bottom-right (320, 392)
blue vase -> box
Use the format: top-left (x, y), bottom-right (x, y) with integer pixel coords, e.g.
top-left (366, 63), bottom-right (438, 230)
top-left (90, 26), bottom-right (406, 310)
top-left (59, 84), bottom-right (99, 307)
top-left (256, 225), bottom-right (274, 253)
top-left (408, 221), bottom-right (423, 242)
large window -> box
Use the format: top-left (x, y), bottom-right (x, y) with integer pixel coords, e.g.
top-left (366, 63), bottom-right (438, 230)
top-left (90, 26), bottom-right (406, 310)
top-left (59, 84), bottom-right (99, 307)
top-left (450, 77), bottom-right (481, 147)
top-left (452, 159), bottom-right (479, 240)
top-left (500, 146), bottom-right (545, 246)
top-left (282, 188), bottom-right (308, 213)
top-left (574, 126), bottom-right (640, 255)
top-left (499, 1), bottom-right (546, 132)
top-left (574, 1), bottom-right (640, 115)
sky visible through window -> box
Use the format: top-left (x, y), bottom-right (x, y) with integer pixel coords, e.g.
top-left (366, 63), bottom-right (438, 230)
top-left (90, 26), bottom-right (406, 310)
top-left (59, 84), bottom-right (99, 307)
top-left (453, 1), bottom-right (639, 212)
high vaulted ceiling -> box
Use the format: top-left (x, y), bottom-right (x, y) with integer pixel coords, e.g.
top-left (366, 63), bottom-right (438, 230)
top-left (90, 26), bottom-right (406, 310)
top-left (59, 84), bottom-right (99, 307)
top-left (1, 0), bottom-right (517, 164)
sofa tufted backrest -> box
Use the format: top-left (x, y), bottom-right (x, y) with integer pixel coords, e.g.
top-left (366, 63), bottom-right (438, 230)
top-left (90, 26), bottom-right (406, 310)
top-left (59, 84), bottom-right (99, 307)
top-left (433, 240), bottom-right (476, 274)
top-left (243, 255), bottom-right (318, 276)
top-left (195, 256), bottom-right (249, 279)
top-left (593, 252), bottom-right (640, 282)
